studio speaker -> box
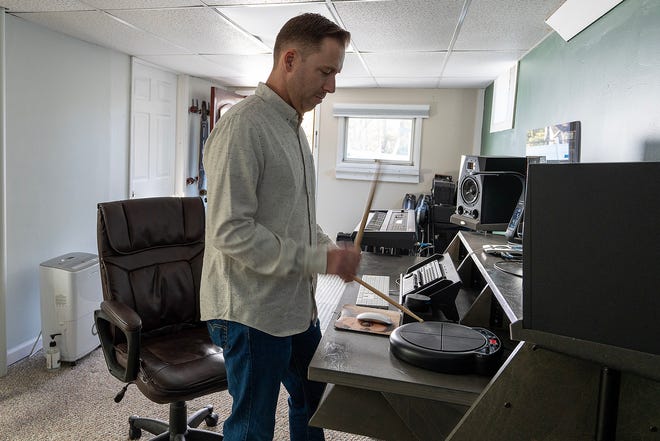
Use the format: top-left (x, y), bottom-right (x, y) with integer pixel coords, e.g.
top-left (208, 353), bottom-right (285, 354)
top-left (450, 155), bottom-right (528, 231)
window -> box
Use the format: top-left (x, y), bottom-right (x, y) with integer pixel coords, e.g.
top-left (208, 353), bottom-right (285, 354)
top-left (489, 62), bottom-right (518, 133)
top-left (334, 104), bottom-right (430, 183)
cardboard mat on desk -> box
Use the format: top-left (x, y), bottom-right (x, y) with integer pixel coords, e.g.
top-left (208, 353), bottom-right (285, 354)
top-left (334, 304), bottom-right (402, 336)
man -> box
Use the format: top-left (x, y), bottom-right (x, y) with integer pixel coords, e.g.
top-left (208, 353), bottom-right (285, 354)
top-left (200, 13), bottom-right (358, 441)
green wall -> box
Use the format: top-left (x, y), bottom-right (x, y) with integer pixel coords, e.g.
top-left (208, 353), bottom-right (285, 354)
top-left (481, 0), bottom-right (660, 162)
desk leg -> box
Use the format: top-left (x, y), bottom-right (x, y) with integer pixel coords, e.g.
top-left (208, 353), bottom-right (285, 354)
top-left (310, 384), bottom-right (468, 441)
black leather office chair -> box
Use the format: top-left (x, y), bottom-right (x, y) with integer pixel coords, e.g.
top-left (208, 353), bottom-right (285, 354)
top-left (94, 196), bottom-right (226, 440)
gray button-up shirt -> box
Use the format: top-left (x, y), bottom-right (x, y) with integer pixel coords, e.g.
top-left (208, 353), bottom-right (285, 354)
top-left (200, 83), bottom-right (333, 336)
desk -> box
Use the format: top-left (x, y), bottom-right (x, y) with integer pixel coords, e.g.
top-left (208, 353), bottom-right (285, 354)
top-left (310, 231), bottom-right (660, 440)
top-left (309, 232), bottom-right (519, 440)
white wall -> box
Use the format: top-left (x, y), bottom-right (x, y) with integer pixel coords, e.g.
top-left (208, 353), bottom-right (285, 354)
top-left (316, 88), bottom-right (482, 240)
top-left (3, 15), bottom-right (130, 364)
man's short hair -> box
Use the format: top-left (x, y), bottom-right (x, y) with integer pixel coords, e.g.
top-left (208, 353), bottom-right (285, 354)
top-left (273, 13), bottom-right (351, 62)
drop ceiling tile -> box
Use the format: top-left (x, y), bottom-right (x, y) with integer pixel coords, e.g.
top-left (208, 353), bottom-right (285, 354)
top-left (0, 0), bottom-right (91, 12)
top-left (375, 77), bottom-right (443, 88)
top-left (209, 76), bottom-right (261, 89)
top-left (334, 0), bottom-right (464, 52)
top-left (443, 50), bottom-right (525, 78)
top-left (111, 7), bottom-right (268, 55)
top-left (216, 3), bottom-right (333, 50)
top-left (83, 0), bottom-right (204, 8)
top-left (137, 54), bottom-right (225, 77)
top-left (437, 77), bottom-right (493, 88)
top-left (338, 53), bottom-right (372, 78)
top-left (13, 10), bottom-right (191, 55)
top-left (336, 77), bottom-right (378, 88)
top-left (203, 53), bottom-right (273, 82)
top-left (362, 52), bottom-right (447, 77)
top-left (6, 0), bottom-right (564, 90)
top-left (207, 0), bottom-right (320, 5)
top-left (454, 0), bottom-right (562, 50)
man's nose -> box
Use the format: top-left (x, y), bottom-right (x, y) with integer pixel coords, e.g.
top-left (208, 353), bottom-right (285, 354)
top-left (323, 74), bottom-right (336, 94)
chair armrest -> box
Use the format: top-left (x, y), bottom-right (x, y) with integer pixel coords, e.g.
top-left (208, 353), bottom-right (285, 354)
top-left (94, 300), bottom-right (142, 383)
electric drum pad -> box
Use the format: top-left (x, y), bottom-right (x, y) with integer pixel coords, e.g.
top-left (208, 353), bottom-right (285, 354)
top-left (389, 322), bottom-right (503, 375)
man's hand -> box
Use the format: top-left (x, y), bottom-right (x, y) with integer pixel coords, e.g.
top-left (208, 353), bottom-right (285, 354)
top-left (326, 245), bottom-right (361, 282)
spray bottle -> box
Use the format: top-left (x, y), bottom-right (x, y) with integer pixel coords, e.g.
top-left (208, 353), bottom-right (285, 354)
top-left (46, 333), bottom-right (62, 370)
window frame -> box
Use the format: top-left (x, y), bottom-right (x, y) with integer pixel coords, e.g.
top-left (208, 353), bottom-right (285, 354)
top-left (334, 103), bottom-right (430, 183)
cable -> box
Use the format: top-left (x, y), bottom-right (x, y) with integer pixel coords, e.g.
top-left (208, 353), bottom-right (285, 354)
top-left (494, 260), bottom-right (523, 278)
top-left (457, 249), bottom-right (480, 268)
top-left (28, 330), bottom-right (42, 358)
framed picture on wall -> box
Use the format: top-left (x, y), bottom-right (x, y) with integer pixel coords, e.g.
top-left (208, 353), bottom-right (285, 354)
top-left (525, 121), bottom-right (581, 163)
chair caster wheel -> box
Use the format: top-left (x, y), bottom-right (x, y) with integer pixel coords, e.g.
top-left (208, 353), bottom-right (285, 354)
top-left (128, 416), bottom-right (142, 440)
top-left (205, 412), bottom-right (220, 427)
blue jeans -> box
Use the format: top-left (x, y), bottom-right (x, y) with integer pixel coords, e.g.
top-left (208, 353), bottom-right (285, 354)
top-left (207, 319), bottom-right (326, 441)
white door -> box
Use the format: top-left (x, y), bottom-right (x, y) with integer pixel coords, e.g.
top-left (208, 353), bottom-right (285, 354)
top-left (130, 59), bottom-right (177, 198)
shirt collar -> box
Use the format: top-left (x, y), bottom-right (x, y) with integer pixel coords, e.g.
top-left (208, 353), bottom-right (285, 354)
top-left (256, 82), bottom-right (301, 130)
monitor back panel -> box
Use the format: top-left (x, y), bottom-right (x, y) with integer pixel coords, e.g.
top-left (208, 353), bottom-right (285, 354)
top-left (523, 161), bottom-right (660, 356)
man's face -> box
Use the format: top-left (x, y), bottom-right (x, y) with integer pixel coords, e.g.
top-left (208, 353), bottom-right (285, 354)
top-left (288, 37), bottom-right (345, 115)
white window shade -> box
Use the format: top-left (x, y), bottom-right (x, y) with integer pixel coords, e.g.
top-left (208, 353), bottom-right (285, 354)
top-left (333, 104), bottom-right (430, 119)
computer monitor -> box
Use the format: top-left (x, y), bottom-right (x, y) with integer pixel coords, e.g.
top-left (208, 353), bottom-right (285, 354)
top-left (520, 161), bottom-right (659, 377)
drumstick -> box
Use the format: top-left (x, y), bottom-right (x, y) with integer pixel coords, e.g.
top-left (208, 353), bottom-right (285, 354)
top-left (351, 161), bottom-right (424, 323)
top-left (352, 276), bottom-right (425, 323)
top-left (353, 161), bottom-right (381, 251)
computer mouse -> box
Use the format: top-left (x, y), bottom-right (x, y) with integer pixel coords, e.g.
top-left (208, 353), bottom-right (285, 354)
top-left (356, 311), bottom-right (393, 326)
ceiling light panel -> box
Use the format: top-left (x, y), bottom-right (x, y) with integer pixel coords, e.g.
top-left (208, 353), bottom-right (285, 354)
top-left (111, 7), bottom-right (267, 54)
top-left (333, 0), bottom-right (464, 52)
top-left (215, 3), bottom-right (333, 49)
top-left (454, 0), bottom-right (562, 51)
top-left (545, 0), bottom-right (624, 42)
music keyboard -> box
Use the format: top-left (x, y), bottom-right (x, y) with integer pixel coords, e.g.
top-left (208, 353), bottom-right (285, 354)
top-left (353, 209), bottom-right (417, 249)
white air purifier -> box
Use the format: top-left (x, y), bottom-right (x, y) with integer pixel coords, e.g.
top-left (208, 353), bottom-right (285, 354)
top-left (40, 252), bottom-right (103, 363)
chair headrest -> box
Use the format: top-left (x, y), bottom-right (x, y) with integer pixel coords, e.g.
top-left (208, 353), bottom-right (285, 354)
top-left (98, 197), bottom-right (204, 255)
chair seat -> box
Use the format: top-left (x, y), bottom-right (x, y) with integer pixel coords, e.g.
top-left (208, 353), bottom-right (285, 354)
top-left (117, 325), bottom-right (227, 404)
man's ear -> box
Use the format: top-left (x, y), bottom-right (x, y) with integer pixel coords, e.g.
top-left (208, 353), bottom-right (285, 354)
top-left (284, 50), bottom-right (295, 72)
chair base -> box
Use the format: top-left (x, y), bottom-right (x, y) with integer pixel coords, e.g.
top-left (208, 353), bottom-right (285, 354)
top-left (128, 401), bottom-right (223, 440)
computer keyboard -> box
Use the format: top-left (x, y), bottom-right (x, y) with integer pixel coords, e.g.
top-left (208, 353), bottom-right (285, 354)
top-left (355, 275), bottom-right (391, 309)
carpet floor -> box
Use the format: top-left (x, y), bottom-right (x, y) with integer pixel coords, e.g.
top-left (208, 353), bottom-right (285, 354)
top-left (0, 346), bottom-right (378, 441)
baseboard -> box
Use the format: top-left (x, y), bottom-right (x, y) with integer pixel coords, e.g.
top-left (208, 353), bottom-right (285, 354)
top-left (7, 335), bottom-right (42, 366)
